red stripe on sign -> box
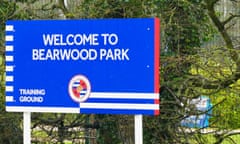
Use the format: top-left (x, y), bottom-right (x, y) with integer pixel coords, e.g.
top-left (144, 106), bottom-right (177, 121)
top-left (154, 110), bottom-right (160, 115)
top-left (154, 18), bottom-right (160, 93)
top-left (154, 18), bottom-right (160, 116)
top-left (154, 99), bottom-right (159, 104)
top-left (154, 99), bottom-right (160, 115)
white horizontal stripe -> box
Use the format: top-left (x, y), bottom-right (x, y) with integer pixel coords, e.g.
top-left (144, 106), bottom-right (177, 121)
top-left (80, 103), bottom-right (159, 110)
top-left (6, 25), bottom-right (14, 31)
top-left (6, 96), bottom-right (14, 102)
top-left (5, 35), bottom-right (13, 41)
top-left (80, 91), bottom-right (87, 94)
top-left (72, 84), bottom-right (80, 87)
top-left (6, 76), bottom-right (14, 82)
top-left (90, 92), bottom-right (159, 99)
top-left (6, 106), bottom-right (80, 113)
top-left (5, 45), bottom-right (14, 51)
top-left (6, 86), bottom-right (14, 92)
top-left (6, 56), bottom-right (14, 62)
top-left (6, 66), bottom-right (14, 72)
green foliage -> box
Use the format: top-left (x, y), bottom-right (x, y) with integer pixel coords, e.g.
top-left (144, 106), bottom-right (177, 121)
top-left (95, 115), bottom-right (122, 144)
top-left (157, 0), bottom-right (215, 56)
top-left (210, 87), bottom-right (240, 129)
top-left (78, 0), bottom-right (155, 18)
top-left (189, 45), bottom-right (240, 129)
top-left (0, 56), bottom-right (4, 109)
top-left (0, 112), bottom-right (23, 144)
top-left (0, 0), bottom-right (16, 54)
top-left (32, 113), bottom-right (91, 143)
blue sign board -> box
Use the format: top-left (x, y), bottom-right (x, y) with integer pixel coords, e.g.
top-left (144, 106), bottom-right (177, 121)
top-left (5, 18), bottom-right (160, 115)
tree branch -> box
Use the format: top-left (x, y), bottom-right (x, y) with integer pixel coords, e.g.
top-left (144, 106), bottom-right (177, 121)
top-left (191, 1), bottom-right (240, 89)
top-left (223, 14), bottom-right (240, 26)
top-left (214, 131), bottom-right (240, 144)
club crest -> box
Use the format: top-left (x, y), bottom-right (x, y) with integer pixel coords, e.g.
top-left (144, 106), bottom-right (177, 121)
top-left (68, 75), bottom-right (91, 103)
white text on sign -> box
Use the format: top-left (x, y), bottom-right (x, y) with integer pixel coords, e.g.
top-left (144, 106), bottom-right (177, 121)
top-left (32, 33), bottom-right (129, 61)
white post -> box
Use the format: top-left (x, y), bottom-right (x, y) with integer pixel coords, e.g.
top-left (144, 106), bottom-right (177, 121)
top-left (23, 112), bottom-right (31, 144)
top-left (134, 114), bottom-right (143, 144)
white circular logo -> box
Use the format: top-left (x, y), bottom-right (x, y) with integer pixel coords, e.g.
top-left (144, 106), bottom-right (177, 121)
top-left (68, 75), bottom-right (91, 103)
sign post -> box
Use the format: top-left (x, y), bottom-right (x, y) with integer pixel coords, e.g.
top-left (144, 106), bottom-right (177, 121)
top-left (135, 114), bottom-right (143, 144)
top-left (23, 112), bottom-right (31, 144)
top-left (5, 18), bottom-right (160, 143)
